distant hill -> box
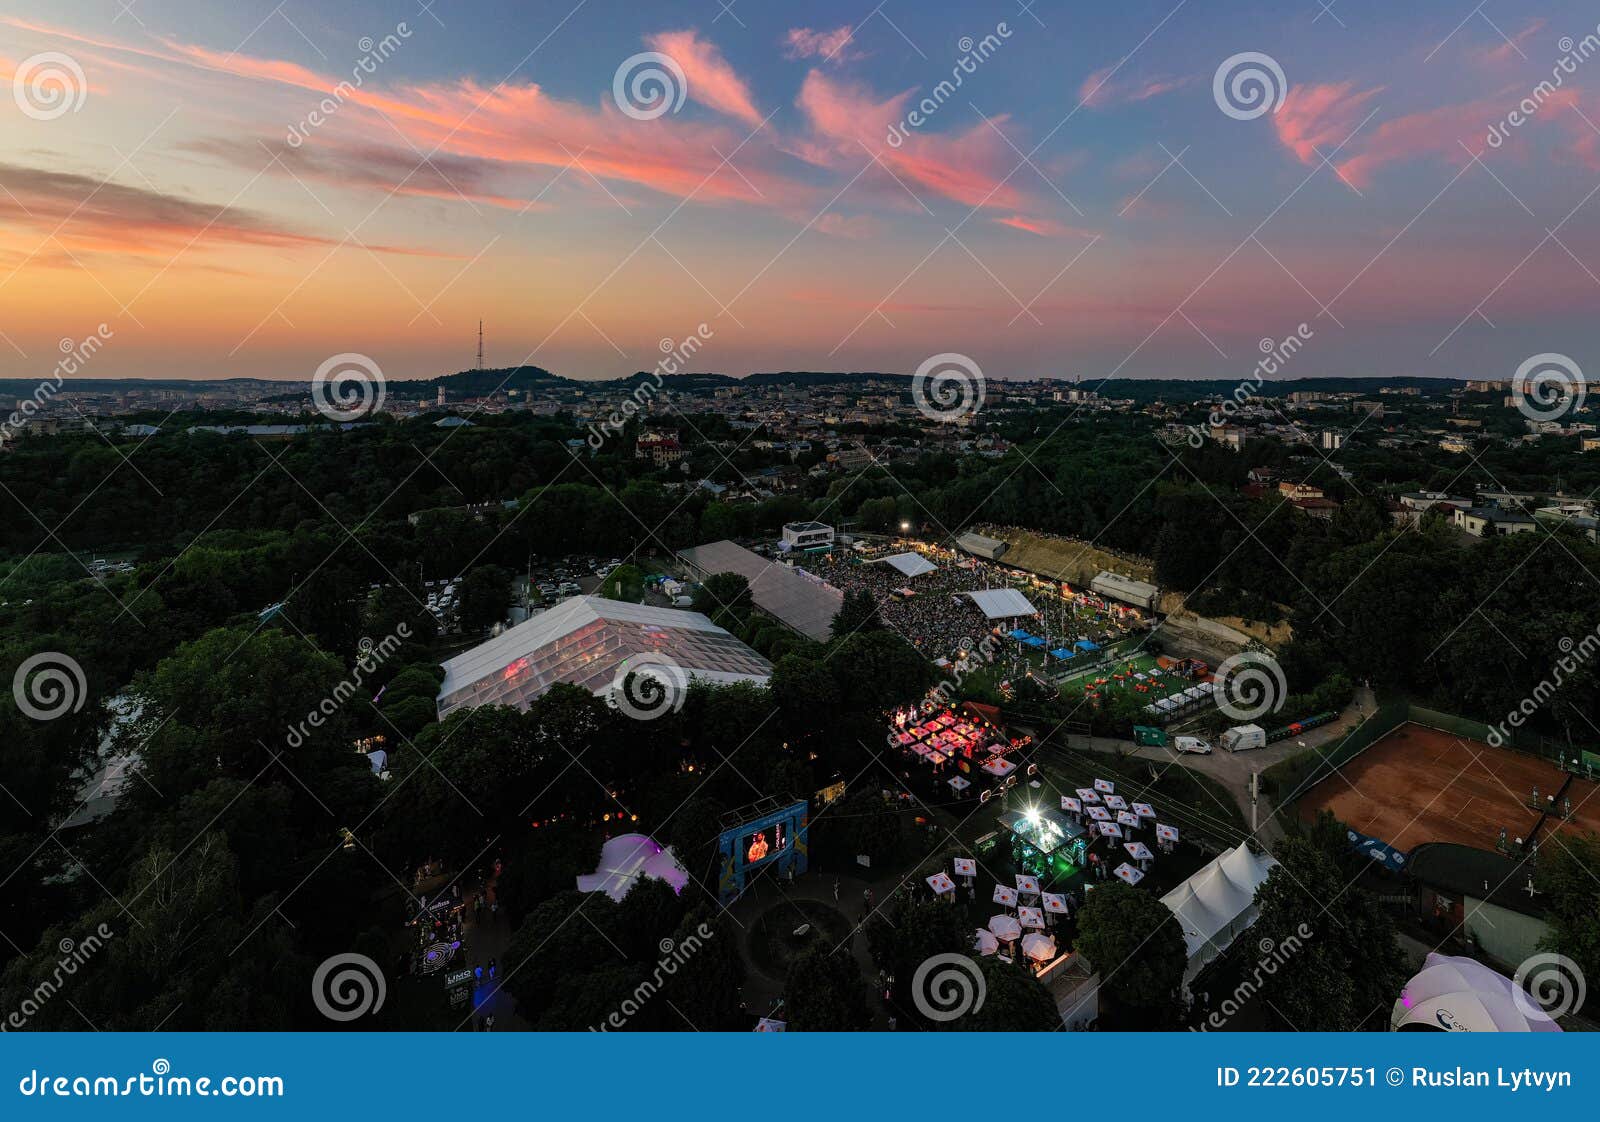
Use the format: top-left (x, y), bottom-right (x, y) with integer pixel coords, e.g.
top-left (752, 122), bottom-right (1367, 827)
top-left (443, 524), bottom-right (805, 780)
top-left (16, 369), bottom-right (1462, 403)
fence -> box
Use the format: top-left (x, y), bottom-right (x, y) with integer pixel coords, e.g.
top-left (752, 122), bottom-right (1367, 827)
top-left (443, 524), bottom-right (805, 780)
top-left (1264, 699), bottom-right (1588, 816)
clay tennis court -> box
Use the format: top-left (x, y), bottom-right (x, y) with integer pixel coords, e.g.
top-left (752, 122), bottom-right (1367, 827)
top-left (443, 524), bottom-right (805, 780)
top-left (1298, 722), bottom-right (1600, 852)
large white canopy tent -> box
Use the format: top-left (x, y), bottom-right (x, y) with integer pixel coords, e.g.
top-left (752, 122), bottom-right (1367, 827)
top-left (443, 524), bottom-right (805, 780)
top-left (1159, 842), bottom-right (1279, 985)
top-left (875, 552), bottom-right (939, 579)
top-left (1391, 953), bottom-right (1562, 1032)
top-left (964, 588), bottom-right (1038, 620)
top-left (576, 834), bottom-right (689, 903)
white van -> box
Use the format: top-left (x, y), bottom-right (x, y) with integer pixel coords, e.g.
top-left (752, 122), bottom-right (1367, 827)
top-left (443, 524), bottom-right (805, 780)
top-left (1220, 724), bottom-right (1267, 752)
top-left (1173, 736), bottom-right (1212, 755)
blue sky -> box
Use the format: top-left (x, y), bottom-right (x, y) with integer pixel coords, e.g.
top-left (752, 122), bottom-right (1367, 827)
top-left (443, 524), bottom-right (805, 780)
top-left (3, 0), bottom-right (1598, 382)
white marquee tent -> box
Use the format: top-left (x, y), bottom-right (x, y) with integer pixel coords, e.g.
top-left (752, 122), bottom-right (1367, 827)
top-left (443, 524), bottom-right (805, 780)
top-left (965, 588), bottom-right (1038, 620)
top-left (1159, 842), bottom-right (1278, 985)
top-left (875, 552), bottom-right (939, 579)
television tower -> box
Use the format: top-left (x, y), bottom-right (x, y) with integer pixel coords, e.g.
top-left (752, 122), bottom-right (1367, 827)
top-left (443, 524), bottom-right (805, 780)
top-left (476, 320), bottom-right (484, 370)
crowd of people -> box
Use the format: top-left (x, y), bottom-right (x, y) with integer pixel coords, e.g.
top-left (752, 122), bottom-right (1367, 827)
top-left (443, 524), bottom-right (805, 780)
top-left (808, 542), bottom-right (1147, 671)
top-left (808, 546), bottom-right (1001, 660)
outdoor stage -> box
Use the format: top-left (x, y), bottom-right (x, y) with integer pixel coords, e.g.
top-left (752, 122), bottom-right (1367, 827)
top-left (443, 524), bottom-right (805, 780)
top-left (1298, 722), bottom-right (1600, 854)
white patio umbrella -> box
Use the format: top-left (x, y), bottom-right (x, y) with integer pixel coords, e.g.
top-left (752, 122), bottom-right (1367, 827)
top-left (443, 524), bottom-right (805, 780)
top-left (988, 914), bottom-right (1022, 942)
top-left (973, 928), bottom-right (1000, 956)
top-left (1021, 932), bottom-right (1057, 962)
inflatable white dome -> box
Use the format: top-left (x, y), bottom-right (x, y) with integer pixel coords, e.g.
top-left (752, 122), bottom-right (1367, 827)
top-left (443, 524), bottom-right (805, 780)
top-left (1391, 953), bottom-right (1561, 1032)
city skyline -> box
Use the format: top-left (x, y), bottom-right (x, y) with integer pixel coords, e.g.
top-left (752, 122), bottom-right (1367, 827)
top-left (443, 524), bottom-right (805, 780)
top-left (4, 0), bottom-right (1600, 383)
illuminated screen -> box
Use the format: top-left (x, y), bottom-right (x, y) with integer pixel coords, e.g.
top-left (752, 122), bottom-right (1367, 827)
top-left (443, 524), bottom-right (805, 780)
top-left (742, 823), bottom-right (786, 866)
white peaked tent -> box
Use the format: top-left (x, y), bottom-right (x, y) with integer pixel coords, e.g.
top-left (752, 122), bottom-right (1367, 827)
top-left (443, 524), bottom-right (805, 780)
top-left (965, 588), bottom-right (1038, 620)
top-left (1159, 842), bottom-right (1278, 985)
top-left (876, 552), bottom-right (939, 579)
top-left (1391, 954), bottom-right (1561, 1032)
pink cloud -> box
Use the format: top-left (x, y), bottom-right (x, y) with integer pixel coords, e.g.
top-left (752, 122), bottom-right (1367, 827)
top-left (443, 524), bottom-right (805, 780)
top-left (644, 29), bottom-right (763, 126)
top-left (783, 26), bottom-right (862, 65)
top-left (993, 215), bottom-right (1096, 238)
top-left (0, 162), bottom-right (449, 261)
top-left (795, 70), bottom-right (1027, 212)
top-left (1272, 78), bottom-right (1593, 189)
top-left (1474, 19), bottom-right (1545, 67)
top-left (1272, 81), bottom-right (1384, 166)
top-left (105, 29), bottom-right (805, 210)
top-left (815, 212), bottom-right (877, 239)
top-left (1078, 64), bottom-right (1196, 108)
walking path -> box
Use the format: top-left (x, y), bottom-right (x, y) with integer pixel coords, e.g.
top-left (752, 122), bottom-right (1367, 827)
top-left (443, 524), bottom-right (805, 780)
top-left (729, 863), bottom-right (928, 1028)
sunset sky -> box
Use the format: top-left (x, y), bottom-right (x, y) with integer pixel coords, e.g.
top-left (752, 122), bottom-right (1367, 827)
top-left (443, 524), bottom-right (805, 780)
top-left (3, 0), bottom-right (1599, 383)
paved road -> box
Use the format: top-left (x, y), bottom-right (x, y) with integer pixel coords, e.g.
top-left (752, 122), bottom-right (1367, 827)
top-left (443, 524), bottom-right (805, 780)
top-left (1044, 687), bottom-right (1377, 847)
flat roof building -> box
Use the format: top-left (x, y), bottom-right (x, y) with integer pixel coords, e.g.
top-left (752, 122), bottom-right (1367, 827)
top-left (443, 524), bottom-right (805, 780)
top-left (1089, 571), bottom-right (1160, 612)
top-left (781, 521), bottom-right (835, 550)
top-left (955, 531), bottom-right (1007, 561)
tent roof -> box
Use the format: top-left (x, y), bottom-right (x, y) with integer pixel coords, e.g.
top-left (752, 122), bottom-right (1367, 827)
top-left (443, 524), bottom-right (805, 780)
top-left (436, 595), bottom-right (771, 711)
top-left (875, 552), bottom-right (938, 578)
top-left (1160, 843), bottom-right (1279, 959)
top-left (965, 588), bottom-right (1038, 619)
top-left (678, 540), bottom-right (843, 640)
top-left (576, 834), bottom-right (689, 903)
top-left (1393, 953), bottom-right (1561, 1032)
